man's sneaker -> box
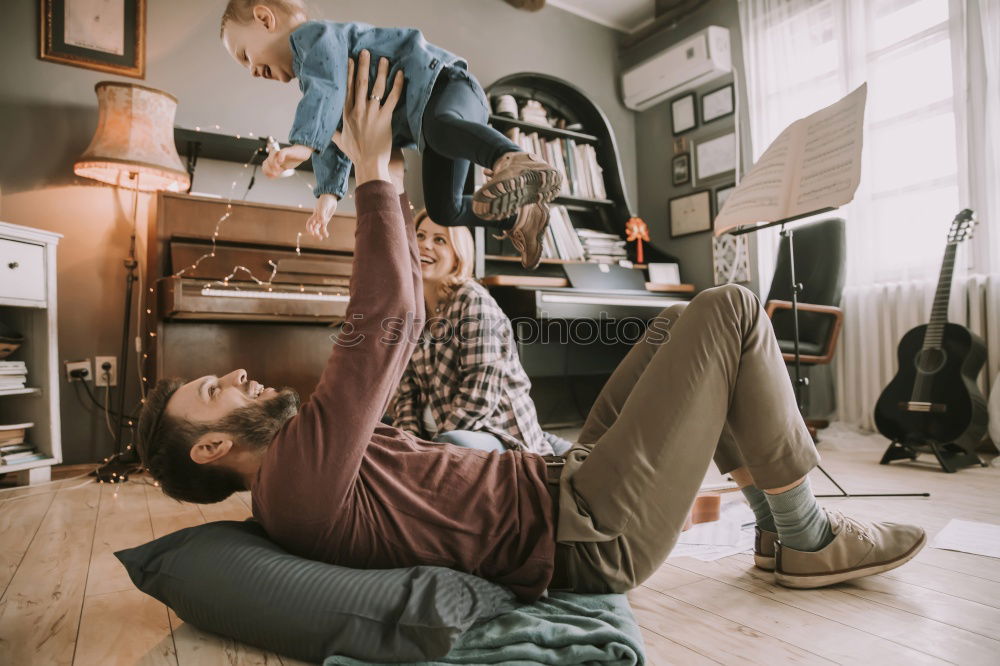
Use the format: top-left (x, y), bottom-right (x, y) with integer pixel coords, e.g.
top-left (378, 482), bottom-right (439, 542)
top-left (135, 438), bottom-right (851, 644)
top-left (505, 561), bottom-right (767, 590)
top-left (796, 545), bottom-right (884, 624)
top-left (473, 152), bottom-right (562, 221)
top-left (496, 202), bottom-right (551, 270)
top-left (774, 511), bottom-right (926, 589)
top-left (754, 527), bottom-right (777, 571)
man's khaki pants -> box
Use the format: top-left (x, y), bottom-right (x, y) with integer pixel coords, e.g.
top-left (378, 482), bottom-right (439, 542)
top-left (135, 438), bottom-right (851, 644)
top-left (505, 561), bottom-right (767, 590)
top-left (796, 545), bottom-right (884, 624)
top-left (551, 284), bottom-right (819, 593)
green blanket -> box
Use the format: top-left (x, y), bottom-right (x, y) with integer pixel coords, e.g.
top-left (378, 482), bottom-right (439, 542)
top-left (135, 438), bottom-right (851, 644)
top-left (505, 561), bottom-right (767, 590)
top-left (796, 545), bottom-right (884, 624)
top-left (324, 592), bottom-right (645, 666)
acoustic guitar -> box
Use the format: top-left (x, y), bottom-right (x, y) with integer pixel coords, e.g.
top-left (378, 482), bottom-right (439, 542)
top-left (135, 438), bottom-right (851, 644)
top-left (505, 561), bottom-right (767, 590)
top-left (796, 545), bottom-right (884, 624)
top-left (875, 210), bottom-right (988, 472)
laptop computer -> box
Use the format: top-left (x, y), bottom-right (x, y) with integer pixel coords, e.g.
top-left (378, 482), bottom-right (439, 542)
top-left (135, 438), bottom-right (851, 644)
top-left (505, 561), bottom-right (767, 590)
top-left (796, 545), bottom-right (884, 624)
top-left (563, 263), bottom-right (647, 292)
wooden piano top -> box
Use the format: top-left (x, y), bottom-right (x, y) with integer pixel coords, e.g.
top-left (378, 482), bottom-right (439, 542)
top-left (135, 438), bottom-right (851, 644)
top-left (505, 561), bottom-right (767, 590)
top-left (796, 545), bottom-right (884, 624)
top-left (149, 191), bottom-right (358, 282)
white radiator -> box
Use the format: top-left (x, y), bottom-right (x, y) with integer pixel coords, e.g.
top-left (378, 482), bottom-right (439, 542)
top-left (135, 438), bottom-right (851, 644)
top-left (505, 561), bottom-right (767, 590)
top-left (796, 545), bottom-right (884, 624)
top-left (834, 274), bottom-right (999, 431)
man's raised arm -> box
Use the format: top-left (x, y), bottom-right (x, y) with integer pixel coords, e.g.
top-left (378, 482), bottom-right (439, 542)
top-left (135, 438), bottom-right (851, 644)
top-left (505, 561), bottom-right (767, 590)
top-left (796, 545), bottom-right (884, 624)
top-left (276, 53), bottom-right (420, 506)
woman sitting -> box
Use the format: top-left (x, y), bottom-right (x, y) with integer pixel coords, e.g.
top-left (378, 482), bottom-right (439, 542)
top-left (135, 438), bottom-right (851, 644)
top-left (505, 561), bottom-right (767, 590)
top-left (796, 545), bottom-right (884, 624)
top-left (390, 209), bottom-right (568, 455)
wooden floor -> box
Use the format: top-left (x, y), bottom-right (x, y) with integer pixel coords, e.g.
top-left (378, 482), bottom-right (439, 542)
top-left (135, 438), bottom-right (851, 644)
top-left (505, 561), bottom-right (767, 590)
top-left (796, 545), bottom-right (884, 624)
top-left (0, 426), bottom-right (997, 665)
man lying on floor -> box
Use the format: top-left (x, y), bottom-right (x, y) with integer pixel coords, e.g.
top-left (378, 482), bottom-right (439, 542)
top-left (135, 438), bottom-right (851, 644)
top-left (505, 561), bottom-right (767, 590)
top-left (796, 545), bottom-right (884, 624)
top-left (137, 56), bottom-right (925, 606)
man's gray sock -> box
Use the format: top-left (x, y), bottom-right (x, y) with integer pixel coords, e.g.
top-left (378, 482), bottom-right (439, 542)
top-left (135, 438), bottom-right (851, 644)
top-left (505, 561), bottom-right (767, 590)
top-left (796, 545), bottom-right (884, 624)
top-left (765, 477), bottom-right (834, 552)
top-left (741, 485), bottom-right (776, 533)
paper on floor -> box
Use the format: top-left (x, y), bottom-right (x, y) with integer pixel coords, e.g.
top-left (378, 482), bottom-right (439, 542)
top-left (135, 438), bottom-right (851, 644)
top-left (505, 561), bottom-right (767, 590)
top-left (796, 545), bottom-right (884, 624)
top-left (931, 519), bottom-right (1000, 559)
top-left (669, 501), bottom-right (755, 562)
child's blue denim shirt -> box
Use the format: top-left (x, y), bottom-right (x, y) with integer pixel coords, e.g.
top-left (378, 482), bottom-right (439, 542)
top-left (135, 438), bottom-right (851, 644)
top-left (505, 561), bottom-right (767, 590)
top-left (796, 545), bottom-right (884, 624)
top-left (289, 21), bottom-right (475, 199)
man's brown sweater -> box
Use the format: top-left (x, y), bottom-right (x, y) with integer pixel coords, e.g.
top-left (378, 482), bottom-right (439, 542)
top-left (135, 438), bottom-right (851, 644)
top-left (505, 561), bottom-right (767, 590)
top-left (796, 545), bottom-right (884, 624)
top-left (252, 181), bottom-right (556, 601)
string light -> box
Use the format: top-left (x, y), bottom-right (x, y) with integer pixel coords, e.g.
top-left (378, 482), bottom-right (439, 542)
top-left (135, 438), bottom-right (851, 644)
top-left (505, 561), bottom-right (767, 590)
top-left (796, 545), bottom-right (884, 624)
top-left (134, 120), bottom-right (343, 404)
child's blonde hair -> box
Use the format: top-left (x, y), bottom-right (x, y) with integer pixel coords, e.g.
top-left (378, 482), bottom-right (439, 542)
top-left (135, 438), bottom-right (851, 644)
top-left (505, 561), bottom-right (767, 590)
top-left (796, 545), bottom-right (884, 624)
top-left (220, 0), bottom-right (308, 36)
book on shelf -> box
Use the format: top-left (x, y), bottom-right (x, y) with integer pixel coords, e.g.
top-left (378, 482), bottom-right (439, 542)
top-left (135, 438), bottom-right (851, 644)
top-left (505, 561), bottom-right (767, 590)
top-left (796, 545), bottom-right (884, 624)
top-left (0, 423), bottom-right (34, 448)
top-left (1, 443), bottom-right (32, 454)
top-left (0, 429), bottom-right (44, 464)
top-left (1, 450), bottom-right (48, 466)
top-left (499, 128), bottom-right (605, 202)
top-left (0, 361), bottom-right (27, 376)
top-left (0, 377), bottom-right (27, 390)
top-left (538, 205), bottom-right (586, 262)
top-left (575, 228), bottom-right (627, 262)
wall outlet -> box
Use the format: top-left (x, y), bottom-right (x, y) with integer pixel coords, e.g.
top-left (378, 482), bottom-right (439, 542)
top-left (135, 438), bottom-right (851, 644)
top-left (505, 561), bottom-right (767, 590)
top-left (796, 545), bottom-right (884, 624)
top-left (64, 360), bottom-right (92, 383)
top-left (94, 356), bottom-right (118, 387)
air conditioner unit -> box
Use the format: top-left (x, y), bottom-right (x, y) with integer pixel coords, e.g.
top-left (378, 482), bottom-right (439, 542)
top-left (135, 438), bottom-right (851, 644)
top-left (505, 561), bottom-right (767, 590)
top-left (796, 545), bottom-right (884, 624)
top-left (622, 26), bottom-right (732, 112)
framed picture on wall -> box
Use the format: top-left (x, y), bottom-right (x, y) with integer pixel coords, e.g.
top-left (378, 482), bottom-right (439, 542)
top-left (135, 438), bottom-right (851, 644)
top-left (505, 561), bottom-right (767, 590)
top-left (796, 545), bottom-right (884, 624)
top-left (701, 83), bottom-right (735, 123)
top-left (670, 93), bottom-right (697, 135)
top-left (695, 132), bottom-right (737, 181)
top-left (669, 190), bottom-right (713, 238)
top-left (671, 153), bottom-right (691, 186)
top-left (39, 0), bottom-right (146, 79)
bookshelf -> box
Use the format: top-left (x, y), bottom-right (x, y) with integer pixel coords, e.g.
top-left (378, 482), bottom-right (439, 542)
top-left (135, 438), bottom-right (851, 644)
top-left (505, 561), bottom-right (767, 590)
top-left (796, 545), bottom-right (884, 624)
top-left (473, 72), bottom-right (676, 279)
top-left (0, 222), bottom-right (62, 485)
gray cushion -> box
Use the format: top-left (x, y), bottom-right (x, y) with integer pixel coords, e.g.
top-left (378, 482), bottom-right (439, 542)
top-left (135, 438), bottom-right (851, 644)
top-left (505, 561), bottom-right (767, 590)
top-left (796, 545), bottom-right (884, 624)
top-left (115, 520), bottom-right (515, 664)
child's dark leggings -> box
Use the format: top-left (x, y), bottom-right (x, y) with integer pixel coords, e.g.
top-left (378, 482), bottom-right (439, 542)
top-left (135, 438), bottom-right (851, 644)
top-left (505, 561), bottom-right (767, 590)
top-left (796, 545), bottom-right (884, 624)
top-left (421, 67), bottom-right (520, 230)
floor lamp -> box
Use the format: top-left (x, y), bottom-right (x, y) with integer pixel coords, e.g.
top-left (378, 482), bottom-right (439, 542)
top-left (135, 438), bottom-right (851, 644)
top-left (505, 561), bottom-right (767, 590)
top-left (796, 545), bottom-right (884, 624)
top-left (74, 82), bottom-right (190, 483)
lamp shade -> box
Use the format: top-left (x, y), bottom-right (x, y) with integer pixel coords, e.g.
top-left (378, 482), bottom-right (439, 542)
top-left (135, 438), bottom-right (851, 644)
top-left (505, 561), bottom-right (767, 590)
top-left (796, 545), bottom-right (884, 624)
top-left (74, 81), bottom-right (190, 193)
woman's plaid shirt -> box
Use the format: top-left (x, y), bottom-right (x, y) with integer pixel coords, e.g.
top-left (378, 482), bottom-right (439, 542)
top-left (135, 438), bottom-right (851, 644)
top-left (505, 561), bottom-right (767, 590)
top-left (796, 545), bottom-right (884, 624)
top-left (389, 280), bottom-right (552, 454)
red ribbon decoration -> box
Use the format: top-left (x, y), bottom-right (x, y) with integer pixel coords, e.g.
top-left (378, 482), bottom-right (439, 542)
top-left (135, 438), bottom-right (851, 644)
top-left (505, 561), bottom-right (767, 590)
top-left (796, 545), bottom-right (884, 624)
top-left (624, 217), bottom-right (650, 264)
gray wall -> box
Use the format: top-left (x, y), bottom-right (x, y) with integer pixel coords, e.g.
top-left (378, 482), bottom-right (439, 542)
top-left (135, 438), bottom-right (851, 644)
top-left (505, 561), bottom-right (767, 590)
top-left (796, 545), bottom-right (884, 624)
top-left (0, 0), bottom-right (635, 463)
top-left (620, 0), bottom-right (757, 293)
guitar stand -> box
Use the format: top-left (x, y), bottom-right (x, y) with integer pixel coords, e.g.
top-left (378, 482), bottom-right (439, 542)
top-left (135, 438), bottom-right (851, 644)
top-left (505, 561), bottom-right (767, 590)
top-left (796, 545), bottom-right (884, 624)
top-left (732, 220), bottom-right (930, 499)
top-left (880, 439), bottom-right (985, 474)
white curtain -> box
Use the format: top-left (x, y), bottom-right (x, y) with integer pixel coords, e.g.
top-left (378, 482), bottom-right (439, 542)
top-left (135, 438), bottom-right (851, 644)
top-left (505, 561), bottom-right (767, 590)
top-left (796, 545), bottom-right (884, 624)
top-left (739, 0), bottom-right (999, 429)
top-left (738, 0), bottom-right (850, 299)
top-left (954, 0), bottom-right (1000, 276)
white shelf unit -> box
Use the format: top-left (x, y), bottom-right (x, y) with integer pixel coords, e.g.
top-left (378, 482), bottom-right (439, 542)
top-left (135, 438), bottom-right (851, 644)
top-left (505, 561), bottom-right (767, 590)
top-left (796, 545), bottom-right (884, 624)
top-left (0, 221), bottom-right (62, 485)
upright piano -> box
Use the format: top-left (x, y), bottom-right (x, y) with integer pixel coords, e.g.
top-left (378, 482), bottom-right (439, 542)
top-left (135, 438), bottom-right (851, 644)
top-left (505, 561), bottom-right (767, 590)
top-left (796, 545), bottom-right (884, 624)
top-left (146, 192), bottom-right (358, 398)
top-left (146, 192), bottom-right (692, 395)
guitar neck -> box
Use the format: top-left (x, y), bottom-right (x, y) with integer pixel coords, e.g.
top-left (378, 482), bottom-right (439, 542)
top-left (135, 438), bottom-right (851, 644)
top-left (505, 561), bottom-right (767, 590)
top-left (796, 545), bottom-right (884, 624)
top-left (923, 242), bottom-right (958, 350)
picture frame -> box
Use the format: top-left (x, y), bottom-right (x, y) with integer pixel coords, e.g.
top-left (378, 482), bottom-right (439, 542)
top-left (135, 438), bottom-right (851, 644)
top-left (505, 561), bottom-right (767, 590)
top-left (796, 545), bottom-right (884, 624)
top-left (701, 83), bottom-right (735, 124)
top-left (39, 0), bottom-right (146, 79)
top-left (694, 132), bottom-right (737, 181)
top-left (715, 183), bottom-right (736, 213)
top-left (671, 153), bottom-right (690, 186)
top-left (669, 190), bottom-right (713, 238)
top-left (670, 92), bottom-right (697, 135)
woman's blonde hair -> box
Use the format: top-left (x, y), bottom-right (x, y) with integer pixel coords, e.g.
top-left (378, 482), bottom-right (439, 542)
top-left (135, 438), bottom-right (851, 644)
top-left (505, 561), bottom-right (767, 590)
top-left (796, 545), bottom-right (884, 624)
top-left (414, 209), bottom-right (475, 305)
top-left (220, 0), bottom-right (308, 35)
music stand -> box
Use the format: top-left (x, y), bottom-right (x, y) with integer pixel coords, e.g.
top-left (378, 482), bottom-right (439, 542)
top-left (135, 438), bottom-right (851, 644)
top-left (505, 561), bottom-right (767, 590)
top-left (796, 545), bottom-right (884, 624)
top-left (729, 213), bottom-right (929, 499)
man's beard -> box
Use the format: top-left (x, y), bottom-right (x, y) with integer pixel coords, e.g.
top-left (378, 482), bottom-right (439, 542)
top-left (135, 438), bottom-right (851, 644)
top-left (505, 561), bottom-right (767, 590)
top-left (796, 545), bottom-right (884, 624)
top-left (213, 388), bottom-right (300, 451)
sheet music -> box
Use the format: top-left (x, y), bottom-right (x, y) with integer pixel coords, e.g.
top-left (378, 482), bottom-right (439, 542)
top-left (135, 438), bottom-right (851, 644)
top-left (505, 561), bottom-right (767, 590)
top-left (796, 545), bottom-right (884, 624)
top-left (714, 83), bottom-right (867, 235)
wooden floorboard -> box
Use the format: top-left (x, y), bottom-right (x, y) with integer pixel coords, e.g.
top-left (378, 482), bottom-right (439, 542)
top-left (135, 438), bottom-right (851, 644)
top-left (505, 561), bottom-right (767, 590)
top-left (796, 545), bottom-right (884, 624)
top-left (0, 482), bottom-right (101, 665)
top-left (1, 426), bottom-right (997, 664)
top-left (669, 552), bottom-right (1000, 664)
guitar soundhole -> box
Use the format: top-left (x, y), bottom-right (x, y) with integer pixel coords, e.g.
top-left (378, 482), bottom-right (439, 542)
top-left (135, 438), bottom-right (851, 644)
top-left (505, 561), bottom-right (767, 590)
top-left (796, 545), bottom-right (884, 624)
top-left (914, 348), bottom-right (947, 374)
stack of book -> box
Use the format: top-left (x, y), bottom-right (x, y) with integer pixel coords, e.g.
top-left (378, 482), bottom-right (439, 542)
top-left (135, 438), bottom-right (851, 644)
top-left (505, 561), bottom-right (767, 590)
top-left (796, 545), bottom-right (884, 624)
top-left (0, 360), bottom-right (27, 393)
top-left (539, 206), bottom-right (586, 261)
top-left (520, 100), bottom-right (550, 126)
top-left (575, 229), bottom-right (628, 263)
top-left (0, 423), bottom-right (45, 466)
top-left (501, 128), bottom-right (607, 201)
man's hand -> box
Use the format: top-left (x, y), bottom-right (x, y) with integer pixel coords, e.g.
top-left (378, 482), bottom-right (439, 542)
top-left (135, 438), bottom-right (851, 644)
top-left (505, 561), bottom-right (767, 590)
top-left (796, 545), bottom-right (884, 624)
top-left (263, 144), bottom-right (312, 179)
top-left (307, 194), bottom-right (338, 240)
top-left (332, 50), bottom-right (404, 187)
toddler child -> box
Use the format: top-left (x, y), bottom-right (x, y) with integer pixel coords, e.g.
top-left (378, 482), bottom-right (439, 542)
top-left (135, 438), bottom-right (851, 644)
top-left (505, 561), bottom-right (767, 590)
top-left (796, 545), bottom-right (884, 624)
top-left (220, 0), bottom-right (562, 269)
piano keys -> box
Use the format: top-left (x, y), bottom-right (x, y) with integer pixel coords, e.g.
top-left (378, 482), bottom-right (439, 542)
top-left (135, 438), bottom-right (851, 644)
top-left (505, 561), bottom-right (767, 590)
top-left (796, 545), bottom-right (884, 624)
top-left (485, 283), bottom-right (690, 379)
top-left (159, 277), bottom-right (350, 322)
top-left (490, 285), bottom-right (687, 321)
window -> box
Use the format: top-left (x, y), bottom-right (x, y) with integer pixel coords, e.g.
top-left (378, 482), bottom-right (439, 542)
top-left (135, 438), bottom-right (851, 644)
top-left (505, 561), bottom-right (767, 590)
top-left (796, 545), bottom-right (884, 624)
top-left (742, 0), bottom-right (961, 285)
